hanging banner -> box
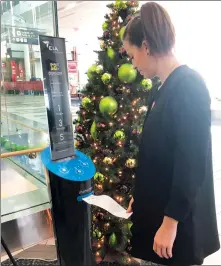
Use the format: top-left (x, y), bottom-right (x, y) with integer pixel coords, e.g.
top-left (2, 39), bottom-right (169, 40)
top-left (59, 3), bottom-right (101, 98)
top-left (39, 35), bottom-right (75, 161)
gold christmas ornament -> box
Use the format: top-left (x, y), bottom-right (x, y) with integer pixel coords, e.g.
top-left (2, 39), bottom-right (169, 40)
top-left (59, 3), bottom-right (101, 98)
top-left (125, 158), bottom-right (136, 168)
top-left (100, 40), bottom-right (106, 50)
top-left (103, 157), bottom-right (113, 165)
top-left (139, 106), bottom-right (148, 114)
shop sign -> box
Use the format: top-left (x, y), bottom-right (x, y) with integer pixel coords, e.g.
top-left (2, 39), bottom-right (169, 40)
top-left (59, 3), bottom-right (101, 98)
top-left (11, 29), bottom-right (41, 45)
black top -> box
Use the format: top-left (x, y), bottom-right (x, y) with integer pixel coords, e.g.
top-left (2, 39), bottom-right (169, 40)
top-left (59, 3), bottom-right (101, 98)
top-left (130, 65), bottom-right (220, 265)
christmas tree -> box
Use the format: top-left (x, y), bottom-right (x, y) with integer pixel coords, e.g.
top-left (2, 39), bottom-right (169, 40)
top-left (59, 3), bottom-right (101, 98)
top-left (74, 1), bottom-right (160, 264)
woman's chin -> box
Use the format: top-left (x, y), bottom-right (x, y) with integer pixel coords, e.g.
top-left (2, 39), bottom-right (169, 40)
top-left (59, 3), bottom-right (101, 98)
top-left (141, 72), bottom-right (154, 79)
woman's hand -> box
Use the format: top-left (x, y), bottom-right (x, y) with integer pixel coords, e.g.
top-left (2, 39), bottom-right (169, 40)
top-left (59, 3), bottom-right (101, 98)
top-left (126, 197), bottom-right (134, 213)
top-left (153, 216), bottom-right (178, 259)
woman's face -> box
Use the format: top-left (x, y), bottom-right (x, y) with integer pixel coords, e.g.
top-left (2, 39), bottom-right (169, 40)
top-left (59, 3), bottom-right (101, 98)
top-left (123, 40), bottom-right (156, 79)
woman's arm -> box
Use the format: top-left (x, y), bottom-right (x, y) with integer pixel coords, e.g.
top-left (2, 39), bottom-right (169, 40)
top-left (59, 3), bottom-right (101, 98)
top-left (164, 76), bottom-right (211, 222)
top-left (154, 74), bottom-right (211, 259)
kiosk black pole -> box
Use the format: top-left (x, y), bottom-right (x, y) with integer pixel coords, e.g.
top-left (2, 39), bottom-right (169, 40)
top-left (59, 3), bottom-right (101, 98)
top-left (39, 36), bottom-right (96, 266)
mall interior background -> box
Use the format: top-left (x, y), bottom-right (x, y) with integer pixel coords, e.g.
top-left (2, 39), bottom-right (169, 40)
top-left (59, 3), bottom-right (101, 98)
top-left (1, 1), bottom-right (221, 264)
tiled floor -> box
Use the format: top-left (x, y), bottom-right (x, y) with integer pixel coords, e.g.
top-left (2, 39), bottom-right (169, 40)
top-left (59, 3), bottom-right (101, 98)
top-left (1, 238), bottom-right (56, 262)
top-left (1, 236), bottom-right (221, 265)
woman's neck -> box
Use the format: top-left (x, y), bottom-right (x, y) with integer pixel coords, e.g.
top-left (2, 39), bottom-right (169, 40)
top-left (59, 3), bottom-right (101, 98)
top-left (156, 54), bottom-right (181, 84)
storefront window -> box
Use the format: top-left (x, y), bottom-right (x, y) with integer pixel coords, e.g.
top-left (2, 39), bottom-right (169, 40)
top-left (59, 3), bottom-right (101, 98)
top-left (1, 1), bottom-right (56, 222)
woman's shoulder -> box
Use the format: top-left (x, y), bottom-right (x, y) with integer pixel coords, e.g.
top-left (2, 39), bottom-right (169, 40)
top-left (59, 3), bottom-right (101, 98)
top-left (170, 65), bottom-right (210, 103)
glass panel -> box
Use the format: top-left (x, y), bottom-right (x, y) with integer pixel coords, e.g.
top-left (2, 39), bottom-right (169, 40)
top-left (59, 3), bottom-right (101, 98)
top-left (1, 157), bottom-right (50, 223)
top-left (1, 1), bottom-right (55, 222)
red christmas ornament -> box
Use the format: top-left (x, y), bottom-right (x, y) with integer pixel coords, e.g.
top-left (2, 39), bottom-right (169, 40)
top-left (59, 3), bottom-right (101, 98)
top-left (97, 123), bottom-right (106, 130)
top-left (119, 47), bottom-right (127, 59)
top-left (130, 0), bottom-right (137, 6)
top-left (103, 30), bottom-right (110, 39)
top-left (76, 125), bottom-right (83, 133)
top-left (132, 129), bottom-right (137, 135)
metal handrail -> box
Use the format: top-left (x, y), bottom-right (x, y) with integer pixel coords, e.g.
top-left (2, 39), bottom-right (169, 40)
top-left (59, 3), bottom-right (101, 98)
top-left (1, 146), bottom-right (47, 159)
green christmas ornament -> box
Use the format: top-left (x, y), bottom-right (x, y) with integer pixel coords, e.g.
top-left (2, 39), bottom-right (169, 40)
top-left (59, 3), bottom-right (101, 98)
top-left (113, 130), bottom-right (125, 140)
top-left (119, 26), bottom-right (126, 41)
top-left (140, 78), bottom-right (152, 90)
top-left (75, 115), bottom-right (81, 125)
top-left (107, 47), bottom-right (116, 60)
top-left (87, 64), bottom-right (97, 79)
top-left (22, 145), bottom-right (29, 150)
top-left (101, 73), bottom-right (112, 85)
top-left (11, 143), bottom-right (17, 151)
top-left (96, 65), bottom-right (103, 74)
top-left (16, 145), bottom-right (23, 151)
top-left (1, 137), bottom-right (7, 145)
top-left (99, 96), bottom-right (118, 116)
top-left (115, 1), bottom-right (127, 10)
top-left (102, 22), bottom-right (108, 31)
top-left (90, 121), bottom-right (97, 140)
top-left (93, 231), bottom-right (97, 238)
top-left (118, 63), bottom-right (137, 83)
top-left (97, 231), bottom-right (102, 238)
top-left (4, 141), bottom-right (11, 150)
top-left (109, 232), bottom-right (117, 248)
top-left (94, 172), bottom-right (105, 183)
top-left (128, 221), bottom-right (133, 231)
top-left (82, 97), bottom-right (91, 109)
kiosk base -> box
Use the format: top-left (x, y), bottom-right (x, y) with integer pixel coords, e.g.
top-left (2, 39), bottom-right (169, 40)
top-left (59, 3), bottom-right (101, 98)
top-left (48, 170), bottom-right (95, 266)
top-left (41, 147), bottom-right (96, 266)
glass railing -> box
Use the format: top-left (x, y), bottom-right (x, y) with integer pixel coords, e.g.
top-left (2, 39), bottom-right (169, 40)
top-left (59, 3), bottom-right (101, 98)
top-left (1, 90), bottom-right (51, 223)
top-left (1, 154), bottom-right (51, 223)
top-left (1, 84), bottom-right (81, 223)
top-left (1, 92), bottom-right (49, 182)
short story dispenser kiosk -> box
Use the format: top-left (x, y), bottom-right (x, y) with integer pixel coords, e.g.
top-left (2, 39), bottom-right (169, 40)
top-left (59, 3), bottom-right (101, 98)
top-left (39, 35), bottom-right (96, 266)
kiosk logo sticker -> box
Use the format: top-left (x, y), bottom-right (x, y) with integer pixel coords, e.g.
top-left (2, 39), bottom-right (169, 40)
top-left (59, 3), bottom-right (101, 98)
top-left (43, 40), bottom-right (58, 51)
top-left (50, 63), bottom-right (59, 71)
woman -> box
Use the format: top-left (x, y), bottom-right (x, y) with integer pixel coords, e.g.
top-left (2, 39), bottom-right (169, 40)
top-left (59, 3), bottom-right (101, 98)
top-left (123, 2), bottom-right (220, 266)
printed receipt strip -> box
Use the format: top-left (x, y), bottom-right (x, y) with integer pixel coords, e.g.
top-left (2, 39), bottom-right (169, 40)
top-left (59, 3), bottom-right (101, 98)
top-left (83, 195), bottom-right (132, 219)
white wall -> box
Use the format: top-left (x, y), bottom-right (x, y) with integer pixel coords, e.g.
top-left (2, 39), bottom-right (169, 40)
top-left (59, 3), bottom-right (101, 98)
top-left (58, 1), bottom-right (111, 87)
top-left (59, 1), bottom-right (221, 98)
top-left (142, 1), bottom-right (221, 98)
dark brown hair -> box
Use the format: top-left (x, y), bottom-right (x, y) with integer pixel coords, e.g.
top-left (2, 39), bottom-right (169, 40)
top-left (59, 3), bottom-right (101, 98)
top-left (123, 2), bottom-right (175, 55)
